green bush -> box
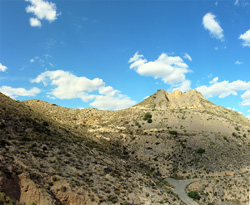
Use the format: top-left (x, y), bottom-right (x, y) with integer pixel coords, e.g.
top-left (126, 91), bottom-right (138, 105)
top-left (143, 112), bottom-right (153, 123)
top-left (196, 148), bottom-right (205, 154)
top-left (188, 191), bottom-right (200, 200)
top-left (147, 119), bottom-right (152, 123)
top-left (235, 127), bottom-right (240, 131)
top-left (169, 130), bottom-right (178, 136)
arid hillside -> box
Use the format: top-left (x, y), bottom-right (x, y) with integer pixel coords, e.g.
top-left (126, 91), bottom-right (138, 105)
top-left (0, 89), bottom-right (249, 204)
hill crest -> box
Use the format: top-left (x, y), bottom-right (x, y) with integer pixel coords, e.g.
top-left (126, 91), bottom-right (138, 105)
top-left (134, 88), bottom-right (214, 109)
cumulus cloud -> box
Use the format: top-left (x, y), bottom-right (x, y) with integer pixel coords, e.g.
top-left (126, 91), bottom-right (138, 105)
top-left (31, 70), bottom-right (135, 110)
top-left (239, 29), bottom-right (250, 47)
top-left (183, 53), bottom-right (192, 61)
top-left (90, 95), bottom-right (135, 110)
top-left (25, 0), bottom-right (58, 27)
top-left (227, 107), bottom-right (237, 111)
top-left (0, 86), bottom-right (40, 99)
top-left (128, 52), bottom-right (191, 85)
top-left (209, 77), bottom-right (219, 84)
top-left (235, 60), bottom-right (243, 65)
top-left (202, 13), bottom-right (224, 41)
top-left (32, 70), bottom-right (105, 99)
top-left (172, 80), bottom-right (191, 92)
top-left (241, 90), bottom-right (250, 106)
top-left (0, 63), bottom-right (7, 72)
top-left (29, 17), bottom-right (41, 27)
top-left (196, 80), bottom-right (250, 98)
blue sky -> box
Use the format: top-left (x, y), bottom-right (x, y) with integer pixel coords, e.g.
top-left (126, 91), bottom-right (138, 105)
top-left (0, 0), bottom-right (250, 117)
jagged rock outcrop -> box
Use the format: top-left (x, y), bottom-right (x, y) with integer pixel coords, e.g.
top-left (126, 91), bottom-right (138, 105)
top-left (134, 88), bottom-right (214, 109)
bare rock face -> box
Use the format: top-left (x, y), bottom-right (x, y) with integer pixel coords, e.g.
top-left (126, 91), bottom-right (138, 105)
top-left (0, 171), bottom-right (56, 205)
top-left (19, 173), bottom-right (57, 205)
top-left (135, 88), bottom-right (213, 109)
top-left (0, 170), bottom-right (20, 201)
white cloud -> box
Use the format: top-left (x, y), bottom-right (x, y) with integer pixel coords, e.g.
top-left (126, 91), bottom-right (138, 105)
top-left (32, 70), bottom-right (136, 110)
top-left (239, 29), bottom-right (250, 47)
top-left (196, 80), bottom-right (250, 98)
top-left (207, 73), bottom-right (213, 78)
top-left (0, 86), bottom-right (40, 99)
top-left (90, 95), bottom-right (135, 110)
top-left (0, 63), bottom-right (7, 72)
top-left (172, 80), bottom-right (191, 92)
top-left (234, 0), bottom-right (239, 5)
top-left (31, 70), bottom-right (105, 99)
top-left (25, 0), bottom-right (58, 27)
top-left (30, 59), bottom-right (35, 63)
top-left (227, 107), bottom-right (237, 111)
top-left (209, 77), bottom-right (219, 84)
top-left (202, 12), bottom-right (224, 41)
top-left (128, 52), bottom-right (191, 85)
top-left (247, 115), bottom-right (250, 119)
top-left (183, 53), bottom-right (192, 61)
top-left (29, 17), bottom-right (41, 27)
top-left (235, 60), bottom-right (243, 65)
top-left (241, 90), bottom-right (250, 106)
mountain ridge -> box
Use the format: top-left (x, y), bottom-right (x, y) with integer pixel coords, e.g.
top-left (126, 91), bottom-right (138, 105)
top-left (0, 90), bottom-right (249, 204)
top-left (134, 88), bottom-right (214, 110)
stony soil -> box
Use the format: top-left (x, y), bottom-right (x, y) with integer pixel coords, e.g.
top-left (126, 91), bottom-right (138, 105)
top-left (0, 88), bottom-right (249, 204)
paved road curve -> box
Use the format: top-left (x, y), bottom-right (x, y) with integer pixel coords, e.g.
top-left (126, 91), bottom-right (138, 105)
top-left (165, 178), bottom-right (199, 205)
top-left (166, 173), bottom-right (250, 205)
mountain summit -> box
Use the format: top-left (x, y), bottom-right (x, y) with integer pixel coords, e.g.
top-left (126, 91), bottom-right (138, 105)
top-left (0, 90), bottom-right (250, 205)
top-left (135, 88), bottom-right (213, 109)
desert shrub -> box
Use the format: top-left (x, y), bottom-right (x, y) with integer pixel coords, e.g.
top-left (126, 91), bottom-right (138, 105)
top-left (52, 176), bottom-right (60, 182)
top-left (143, 112), bottom-right (152, 123)
top-left (60, 186), bottom-right (67, 192)
top-left (169, 130), bottom-right (178, 136)
top-left (188, 191), bottom-right (200, 200)
top-left (0, 192), bottom-right (6, 200)
top-left (223, 136), bottom-right (229, 142)
top-left (196, 148), bottom-right (205, 154)
top-left (135, 121), bottom-right (141, 128)
top-left (147, 119), bottom-right (152, 123)
top-left (235, 127), bottom-right (240, 131)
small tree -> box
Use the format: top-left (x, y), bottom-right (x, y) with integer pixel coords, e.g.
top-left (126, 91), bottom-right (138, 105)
top-left (143, 112), bottom-right (153, 123)
top-left (188, 191), bottom-right (200, 200)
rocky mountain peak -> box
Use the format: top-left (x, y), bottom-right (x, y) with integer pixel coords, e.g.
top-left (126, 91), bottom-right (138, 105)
top-left (135, 88), bottom-right (211, 109)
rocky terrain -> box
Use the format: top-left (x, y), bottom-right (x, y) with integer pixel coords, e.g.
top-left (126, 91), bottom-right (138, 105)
top-left (0, 88), bottom-right (249, 204)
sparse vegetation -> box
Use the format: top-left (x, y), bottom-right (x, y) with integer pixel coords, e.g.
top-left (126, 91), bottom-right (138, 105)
top-left (187, 191), bottom-right (200, 200)
top-left (196, 148), bottom-right (205, 154)
top-left (0, 89), bottom-right (249, 205)
top-left (169, 130), bottom-right (178, 136)
top-left (143, 112), bottom-right (153, 123)
top-left (235, 126), bottom-right (240, 131)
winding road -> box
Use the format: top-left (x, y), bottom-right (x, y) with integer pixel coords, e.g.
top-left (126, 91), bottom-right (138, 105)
top-left (165, 172), bottom-right (250, 205)
top-left (165, 178), bottom-right (199, 205)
